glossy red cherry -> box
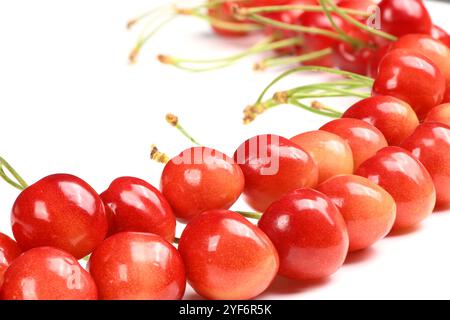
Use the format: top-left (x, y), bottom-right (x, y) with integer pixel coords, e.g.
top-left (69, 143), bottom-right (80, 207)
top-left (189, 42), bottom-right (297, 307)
top-left (431, 25), bottom-right (449, 46)
top-left (390, 34), bottom-right (450, 84)
top-left (378, 0), bottom-right (432, 38)
top-left (343, 96), bottom-right (419, 146)
top-left (11, 174), bottom-right (108, 259)
top-left (425, 103), bottom-right (450, 127)
top-left (444, 84), bottom-right (450, 103)
top-left (259, 188), bottom-right (348, 281)
top-left (317, 175), bottom-right (396, 251)
top-left (100, 176), bottom-right (176, 242)
top-left (1, 247), bottom-right (97, 300)
top-left (320, 118), bottom-right (388, 169)
top-left (178, 210), bottom-right (278, 300)
top-left (291, 130), bottom-right (354, 183)
top-left (234, 134), bottom-right (318, 212)
top-left (0, 233), bottom-right (22, 287)
top-left (88, 232), bottom-right (185, 300)
top-left (356, 147), bottom-right (436, 230)
top-left (298, 11), bottom-right (346, 67)
top-left (372, 49), bottom-right (446, 120)
top-left (367, 44), bottom-right (392, 78)
top-left (161, 147), bottom-right (244, 221)
top-left (401, 123), bottom-right (450, 207)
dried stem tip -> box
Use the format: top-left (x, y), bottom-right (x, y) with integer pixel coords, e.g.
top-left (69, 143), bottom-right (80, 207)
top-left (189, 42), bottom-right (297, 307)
top-left (253, 61), bottom-right (266, 71)
top-left (231, 5), bottom-right (247, 20)
top-left (165, 113), bottom-right (179, 126)
top-left (243, 104), bottom-right (267, 124)
top-left (150, 145), bottom-right (170, 164)
top-left (311, 100), bottom-right (329, 110)
top-left (126, 19), bottom-right (137, 30)
top-left (129, 47), bottom-right (140, 64)
top-left (273, 91), bottom-right (289, 104)
top-left (157, 54), bottom-right (174, 65)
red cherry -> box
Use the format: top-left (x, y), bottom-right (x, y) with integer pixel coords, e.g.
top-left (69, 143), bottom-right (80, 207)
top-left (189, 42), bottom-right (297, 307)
top-left (378, 0), bottom-right (432, 38)
top-left (258, 188), bottom-right (348, 281)
top-left (356, 146), bottom-right (436, 231)
top-left (291, 130), bottom-right (354, 183)
top-left (11, 174), bottom-right (108, 259)
top-left (234, 134), bottom-right (318, 212)
top-left (425, 103), bottom-right (450, 127)
top-left (343, 96), bottom-right (419, 146)
top-left (298, 11), bottom-right (346, 67)
top-left (161, 147), bottom-right (244, 221)
top-left (178, 210), bottom-right (278, 300)
top-left (367, 44), bottom-right (392, 78)
top-left (444, 84), bottom-right (450, 104)
top-left (401, 123), bottom-right (450, 207)
top-left (88, 232), bottom-right (185, 300)
top-left (100, 177), bottom-right (176, 242)
top-left (317, 175), bottom-right (396, 251)
top-left (1, 247), bottom-right (97, 300)
top-left (338, 0), bottom-right (376, 12)
top-left (390, 34), bottom-right (450, 85)
top-left (372, 49), bottom-right (446, 120)
top-left (431, 25), bottom-right (450, 47)
top-left (320, 118), bottom-right (388, 169)
top-left (0, 233), bottom-right (22, 287)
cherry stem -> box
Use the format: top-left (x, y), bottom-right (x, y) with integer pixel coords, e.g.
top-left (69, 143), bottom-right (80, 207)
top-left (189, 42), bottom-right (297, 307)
top-left (254, 47), bottom-right (332, 71)
top-left (318, 0), bottom-right (364, 49)
top-left (236, 211), bottom-right (262, 220)
top-left (236, 4), bottom-right (371, 18)
top-left (166, 113), bottom-right (201, 146)
top-left (322, 0), bottom-right (397, 42)
top-left (256, 65), bottom-right (373, 105)
top-left (158, 36), bottom-right (303, 72)
top-left (244, 13), bottom-right (346, 42)
top-left (0, 156), bottom-right (28, 191)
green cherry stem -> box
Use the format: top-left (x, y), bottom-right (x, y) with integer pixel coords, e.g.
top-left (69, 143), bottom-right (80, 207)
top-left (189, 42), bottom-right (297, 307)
top-left (255, 66), bottom-right (373, 105)
top-left (254, 47), bottom-right (332, 71)
top-left (158, 36), bottom-right (303, 72)
top-left (323, 0), bottom-right (397, 42)
top-left (236, 211), bottom-right (262, 220)
top-left (0, 156), bottom-right (28, 191)
top-left (166, 113), bottom-right (201, 146)
top-left (318, 0), bottom-right (364, 49)
top-left (235, 4), bottom-right (371, 18)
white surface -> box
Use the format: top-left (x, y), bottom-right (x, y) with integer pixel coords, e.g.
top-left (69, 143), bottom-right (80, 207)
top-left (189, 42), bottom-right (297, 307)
top-left (0, 0), bottom-right (449, 300)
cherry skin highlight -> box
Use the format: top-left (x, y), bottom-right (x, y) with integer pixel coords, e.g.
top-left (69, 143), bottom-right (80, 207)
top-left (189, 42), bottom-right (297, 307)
top-left (320, 118), bottom-right (388, 169)
top-left (88, 232), bottom-right (185, 300)
top-left (0, 247), bottom-right (97, 300)
top-left (178, 210), bottom-right (279, 300)
top-left (234, 134), bottom-right (318, 212)
top-left (0, 233), bottom-right (22, 287)
top-left (317, 174), bottom-right (396, 251)
top-left (343, 95), bottom-right (419, 146)
top-left (390, 34), bottom-right (450, 84)
top-left (425, 103), bottom-right (450, 127)
top-left (100, 176), bottom-right (176, 241)
top-left (356, 146), bottom-right (436, 231)
top-left (258, 188), bottom-right (348, 281)
top-left (161, 147), bottom-right (244, 221)
top-left (401, 123), bottom-right (450, 207)
top-left (291, 130), bottom-right (354, 183)
top-left (372, 49), bottom-right (446, 120)
top-left (378, 0), bottom-right (432, 38)
top-left (11, 174), bottom-right (108, 259)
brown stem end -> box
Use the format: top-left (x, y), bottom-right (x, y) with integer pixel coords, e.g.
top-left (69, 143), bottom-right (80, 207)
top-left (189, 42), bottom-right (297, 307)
top-left (150, 145), bottom-right (170, 164)
top-left (273, 91), bottom-right (289, 104)
top-left (165, 113), bottom-right (179, 127)
top-left (243, 104), bottom-right (267, 124)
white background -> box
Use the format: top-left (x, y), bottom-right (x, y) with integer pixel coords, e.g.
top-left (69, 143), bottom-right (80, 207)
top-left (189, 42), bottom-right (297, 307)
top-left (0, 0), bottom-right (449, 300)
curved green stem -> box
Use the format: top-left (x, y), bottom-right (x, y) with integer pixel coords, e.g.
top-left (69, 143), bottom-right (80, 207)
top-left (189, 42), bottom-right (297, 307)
top-left (246, 13), bottom-right (345, 42)
top-left (319, 0), bottom-right (364, 48)
top-left (236, 211), bottom-right (262, 220)
top-left (256, 47), bottom-right (332, 70)
top-left (238, 4), bottom-right (371, 17)
top-left (289, 99), bottom-right (342, 118)
top-left (0, 156), bottom-right (28, 191)
top-left (323, 0), bottom-right (397, 42)
top-left (256, 66), bottom-right (373, 104)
